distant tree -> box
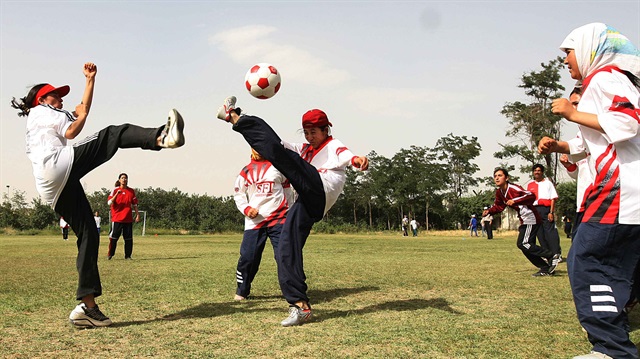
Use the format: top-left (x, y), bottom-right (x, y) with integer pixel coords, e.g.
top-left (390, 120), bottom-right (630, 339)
top-left (434, 133), bottom-right (482, 200)
top-left (496, 57), bottom-right (566, 183)
top-left (29, 197), bottom-right (57, 229)
top-left (555, 180), bottom-right (578, 225)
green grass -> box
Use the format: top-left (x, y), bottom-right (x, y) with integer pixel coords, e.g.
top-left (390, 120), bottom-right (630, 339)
top-left (1, 232), bottom-right (638, 358)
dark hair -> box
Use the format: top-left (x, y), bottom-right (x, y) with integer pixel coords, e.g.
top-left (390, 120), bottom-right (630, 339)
top-left (493, 167), bottom-right (509, 178)
top-left (532, 164), bottom-right (545, 172)
top-left (115, 173), bottom-right (128, 187)
top-left (10, 83), bottom-right (48, 117)
top-left (570, 87), bottom-right (582, 96)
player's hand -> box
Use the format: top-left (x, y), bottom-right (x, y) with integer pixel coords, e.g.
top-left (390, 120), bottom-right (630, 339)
top-left (354, 156), bottom-right (369, 171)
top-left (482, 210), bottom-right (489, 217)
top-left (547, 213), bottom-right (554, 222)
top-left (551, 98), bottom-right (575, 119)
top-left (538, 136), bottom-right (557, 154)
top-left (506, 199), bottom-right (515, 206)
top-left (83, 62), bottom-right (97, 79)
top-left (75, 103), bottom-right (88, 118)
top-left (247, 207), bottom-right (259, 219)
top-left (135, 214), bottom-right (141, 223)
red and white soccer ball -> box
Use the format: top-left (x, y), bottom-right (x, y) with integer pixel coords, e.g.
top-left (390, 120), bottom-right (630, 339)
top-left (245, 63), bottom-right (281, 99)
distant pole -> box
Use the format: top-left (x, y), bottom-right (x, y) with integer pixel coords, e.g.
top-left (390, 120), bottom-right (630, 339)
top-left (5, 185), bottom-right (9, 198)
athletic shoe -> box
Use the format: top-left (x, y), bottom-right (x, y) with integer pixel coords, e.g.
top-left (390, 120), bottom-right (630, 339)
top-left (69, 303), bottom-right (112, 328)
top-left (216, 96), bottom-right (237, 122)
top-left (547, 254), bottom-right (561, 274)
top-left (532, 269), bottom-right (553, 277)
top-left (234, 294), bottom-right (246, 301)
top-left (280, 306), bottom-right (312, 327)
top-left (572, 351), bottom-right (613, 359)
top-left (159, 109), bottom-right (185, 148)
top-left (107, 256), bottom-right (113, 260)
top-left (125, 257), bottom-right (133, 260)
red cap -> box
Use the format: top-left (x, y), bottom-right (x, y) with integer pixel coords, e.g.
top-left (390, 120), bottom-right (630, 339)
top-left (302, 109), bottom-right (332, 128)
top-left (32, 84), bottom-right (70, 107)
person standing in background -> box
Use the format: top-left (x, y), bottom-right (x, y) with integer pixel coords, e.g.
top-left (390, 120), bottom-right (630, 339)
top-left (94, 211), bottom-right (101, 236)
top-left (410, 218), bottom-right (419, 237)
top-left (401, 215), bottom-right (409, 237)
top-left (482, 208), bottom-right (493, 239)
top-left (60, 217), bottom-right (69, 240)
top-left (526, 164), bottom-right (562, 260)
top-left (107, 173), bottom-right (140, 260)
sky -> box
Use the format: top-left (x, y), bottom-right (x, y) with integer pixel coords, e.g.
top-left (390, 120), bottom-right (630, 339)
top-left (1, 1), bottom-right (639, 203)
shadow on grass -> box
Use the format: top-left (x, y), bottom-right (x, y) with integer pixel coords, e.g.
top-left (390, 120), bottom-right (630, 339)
top-left (111, 285), bottom-right (381, 328)
top-left (110, 286), bottom-right (459, 327)
top-left (314, 297), bottom-right (462, 323)
top-left (119, 256), bottom-right (203, 261)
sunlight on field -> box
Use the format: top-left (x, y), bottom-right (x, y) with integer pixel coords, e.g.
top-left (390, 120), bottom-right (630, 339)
top-left (1, 233), bottom-right (637, 358)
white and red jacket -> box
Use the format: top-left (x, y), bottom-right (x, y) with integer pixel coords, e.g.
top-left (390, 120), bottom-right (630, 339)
top-left (526, 178), bottom-right (558, 207)
top-left (25, 104), bottom-right (75, 208)
top-left (569, 66), bottom-right (640, 224)
top-left (487, 183), bottom-right (541, 225)
top-left (284, 136), bottom-right (359, 215)
top-left (234, 159), bottom-right (292, 230)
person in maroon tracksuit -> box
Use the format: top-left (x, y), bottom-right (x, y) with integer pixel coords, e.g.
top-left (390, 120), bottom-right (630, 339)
top-left (483, 168), bottom-right (560, 277)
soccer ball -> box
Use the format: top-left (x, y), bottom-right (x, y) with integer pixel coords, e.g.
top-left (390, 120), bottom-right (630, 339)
top-left (245, 63), bottom-right (281, 99)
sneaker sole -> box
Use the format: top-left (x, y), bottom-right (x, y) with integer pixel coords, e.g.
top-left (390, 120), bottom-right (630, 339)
top-left (69, 318), bottom-right (112, 328)
top-left (168, 109), bottom-right (185, 147)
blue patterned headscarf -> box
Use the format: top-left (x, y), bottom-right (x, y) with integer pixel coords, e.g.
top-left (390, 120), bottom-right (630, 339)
top-left (559, 23), bottom-right (640, 84)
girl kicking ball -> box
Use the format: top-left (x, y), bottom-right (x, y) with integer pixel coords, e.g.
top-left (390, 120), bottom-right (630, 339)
top-left (11, 62), bottom-right (185, 328)
top-left (217, 96), bottom-right (369, 326)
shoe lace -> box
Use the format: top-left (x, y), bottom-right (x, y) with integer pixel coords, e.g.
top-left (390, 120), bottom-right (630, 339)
top-left (86, 306), bottom-right (109, 321)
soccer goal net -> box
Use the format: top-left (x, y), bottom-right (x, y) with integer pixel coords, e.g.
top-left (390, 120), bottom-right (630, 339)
top-left (108, 210), bottom-right (147, 236)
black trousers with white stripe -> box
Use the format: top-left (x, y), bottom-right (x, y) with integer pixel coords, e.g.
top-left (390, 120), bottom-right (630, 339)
top-left (232, 115), bottom-right (326, 306)
top-left (516, 224), bottom-right (553, 270)
top-left (236, 224), bottom-right (282, 298)
top-left (568, 223), bottom-right (640, 359)
top-left (55, 124), bottom-right (162, 301)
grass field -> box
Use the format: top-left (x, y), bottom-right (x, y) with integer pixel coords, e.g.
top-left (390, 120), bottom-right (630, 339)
top-left (1, 231), bottom-right (638, 358)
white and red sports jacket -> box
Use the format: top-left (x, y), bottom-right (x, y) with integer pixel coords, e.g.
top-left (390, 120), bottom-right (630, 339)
top-left (569, 66), bottom-right (640, 224)
top-left (284, 136), bottom-right (360, 215)
top-left (234, 159), bottom-right (292, 230)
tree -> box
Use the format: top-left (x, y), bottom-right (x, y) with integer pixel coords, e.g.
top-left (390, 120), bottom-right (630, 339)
top-left (496, 57), bottom-right (566, 183)
top-left (434, 133), bottom-right (482, 200)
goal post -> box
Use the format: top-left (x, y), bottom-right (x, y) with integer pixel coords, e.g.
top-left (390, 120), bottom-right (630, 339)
top-left (108, 210), bottom-right (147, 236)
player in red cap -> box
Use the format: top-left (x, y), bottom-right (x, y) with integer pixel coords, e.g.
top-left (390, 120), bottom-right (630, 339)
top-left (216, 96), bottom-right (369, 326)
top-left (11, 62), bottom-right (185, 328)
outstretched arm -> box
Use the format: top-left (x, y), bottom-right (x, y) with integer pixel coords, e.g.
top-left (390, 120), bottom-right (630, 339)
top-left (65, 62), bottom-right (97, 139)
top-left (552, 98), bottom-right (603, 132)
top-left (352, 156), bottom-right (369, 171)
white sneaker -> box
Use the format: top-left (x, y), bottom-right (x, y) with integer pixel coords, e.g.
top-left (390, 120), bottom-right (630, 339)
top-left (159, 109), bottom-right (185, 148)
top-left (547, 254), bottom-right (561, 274)
top-left (216, 96), bottom-right (237, 122)
top-left (69, 303), bottom-right (112, 328)
top-left (573, 351), bottom-right (613, 359)
top-left (234, 294), bottom-right (246, 301)
top-left (280, 306), bottom-right (312, 327)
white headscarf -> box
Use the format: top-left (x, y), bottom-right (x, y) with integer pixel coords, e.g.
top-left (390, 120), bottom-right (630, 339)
top-left (559, 23), bottom-right (640, 84)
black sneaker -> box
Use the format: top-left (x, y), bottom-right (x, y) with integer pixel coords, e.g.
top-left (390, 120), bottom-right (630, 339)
top-left (69, 303), bottom-right (112, 328)
top-left (532, 270), bottom-right (553, 277)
